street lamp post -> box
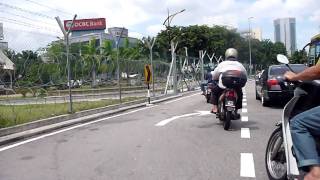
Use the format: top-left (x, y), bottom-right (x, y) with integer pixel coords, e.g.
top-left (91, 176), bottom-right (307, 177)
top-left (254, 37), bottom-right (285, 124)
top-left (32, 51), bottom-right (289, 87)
top-left (55, 15), bottom-right (77, 113)
top-left (248, 17), bottom-right (253, 77)
top-left (163, 9), bottom-right (185, 95)
top-left (114, 27), bottom-right (125, 103)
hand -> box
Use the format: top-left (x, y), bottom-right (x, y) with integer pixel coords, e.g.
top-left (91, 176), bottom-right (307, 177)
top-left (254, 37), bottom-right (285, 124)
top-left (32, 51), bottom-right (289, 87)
top-left (284, 71), bottom-right (297, 81)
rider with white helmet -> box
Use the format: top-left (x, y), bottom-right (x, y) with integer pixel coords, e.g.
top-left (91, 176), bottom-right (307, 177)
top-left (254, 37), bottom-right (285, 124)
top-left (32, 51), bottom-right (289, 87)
top-left (210, 48), bottom-right (247, 116)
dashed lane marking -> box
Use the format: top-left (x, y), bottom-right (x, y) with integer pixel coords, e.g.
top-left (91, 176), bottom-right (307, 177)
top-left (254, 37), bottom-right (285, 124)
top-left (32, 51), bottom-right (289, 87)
top-left (242, 108), bottom-right (248, 113)
top-left (241, 116), bottom-right (248, 122)
top-left (240, 153), bottom-right (256, 177)
top-left (241, 128), bottom-right (251, 138)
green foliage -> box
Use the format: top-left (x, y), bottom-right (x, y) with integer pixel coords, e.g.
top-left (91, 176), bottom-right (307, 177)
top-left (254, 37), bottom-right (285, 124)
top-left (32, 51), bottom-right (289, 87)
top-left (0, 97), bottom-right (142, 128)
top-left (151, 25), bottom-right (288, 68)
top-left (290, 50), bottom-right (307, 64)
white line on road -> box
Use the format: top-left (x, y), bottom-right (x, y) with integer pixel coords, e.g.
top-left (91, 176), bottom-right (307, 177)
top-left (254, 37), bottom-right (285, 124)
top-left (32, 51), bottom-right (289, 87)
top-left (241, 116), bottom-right (248, 122)
top-left (243, 95), bottom-right (247, 98)
top-left (164, 93), bottom-right (200, 104)
top-left (155, 112), bottom-right (200, 126)
top-left (0, 106), bottom-right (157, 152)
top-left (243, 99), bottom-right (247, 102)
top-left (242, 108), bottom-right (248, 113)
top-left (240, 153), bottom-right (256, 177)
top-left (242, 102), bottom-right (247, 107)
top-left (241, 128), bottom-right (251, 138)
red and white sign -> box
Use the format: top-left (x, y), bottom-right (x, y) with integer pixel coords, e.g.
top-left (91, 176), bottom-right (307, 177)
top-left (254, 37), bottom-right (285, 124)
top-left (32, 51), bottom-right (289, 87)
top-left (64, 18), bottom-right (106, 31)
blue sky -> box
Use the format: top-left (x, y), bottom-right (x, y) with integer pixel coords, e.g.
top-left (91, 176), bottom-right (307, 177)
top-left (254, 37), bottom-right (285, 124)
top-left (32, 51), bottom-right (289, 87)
top-left (1, 0), bottom-right (319, 52)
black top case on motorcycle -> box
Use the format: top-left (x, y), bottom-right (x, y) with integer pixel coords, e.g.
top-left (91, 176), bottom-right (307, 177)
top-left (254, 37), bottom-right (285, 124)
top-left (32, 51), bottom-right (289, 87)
top-left (221, 70), bottom-right (247, 89)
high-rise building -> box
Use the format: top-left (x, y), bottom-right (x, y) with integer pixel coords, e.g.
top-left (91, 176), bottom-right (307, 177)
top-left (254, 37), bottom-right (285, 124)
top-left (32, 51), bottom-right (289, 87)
top-left (274, 18), bottom-right (296, 56)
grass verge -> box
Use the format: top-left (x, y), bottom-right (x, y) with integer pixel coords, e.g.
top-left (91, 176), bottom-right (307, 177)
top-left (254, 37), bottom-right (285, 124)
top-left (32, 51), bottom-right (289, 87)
top-left (0, 97), bottom-right (143, 128)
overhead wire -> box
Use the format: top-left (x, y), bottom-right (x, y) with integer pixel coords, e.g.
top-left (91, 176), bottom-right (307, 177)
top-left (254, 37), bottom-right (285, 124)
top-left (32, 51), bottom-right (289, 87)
top-left (0, 2), bottom-right (54, 19)
top-left (0, 17), bottom-right (60, 34)
top-left (24, 0), bottom-right (73, 17)
top-left (0, 10), bottom-right (58, 28)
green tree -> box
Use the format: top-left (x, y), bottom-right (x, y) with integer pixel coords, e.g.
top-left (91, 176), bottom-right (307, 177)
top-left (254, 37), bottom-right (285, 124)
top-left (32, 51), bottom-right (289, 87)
top-left (290, 50), bottom-right (307, 64)
top-left (82, 38), bottom-right (100, 87)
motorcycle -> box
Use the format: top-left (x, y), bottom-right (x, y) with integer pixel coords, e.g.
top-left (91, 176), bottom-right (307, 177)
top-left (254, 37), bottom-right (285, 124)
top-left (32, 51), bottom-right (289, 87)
top-left (265, 54), bottom-right (320, 180)
top-left (205, 82), bottom-right (213, 103)
top-left (216, 70), bottom-right (247, 130)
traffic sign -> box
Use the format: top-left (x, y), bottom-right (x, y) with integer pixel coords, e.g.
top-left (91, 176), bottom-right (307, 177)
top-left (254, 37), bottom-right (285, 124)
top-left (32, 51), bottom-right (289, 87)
top-left (144, 64), bottom-right (152, 84)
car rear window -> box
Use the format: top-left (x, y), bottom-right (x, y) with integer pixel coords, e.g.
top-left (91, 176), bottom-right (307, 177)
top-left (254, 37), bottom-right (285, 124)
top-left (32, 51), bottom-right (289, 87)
top-left (269, 65), bottom-right (307, 76)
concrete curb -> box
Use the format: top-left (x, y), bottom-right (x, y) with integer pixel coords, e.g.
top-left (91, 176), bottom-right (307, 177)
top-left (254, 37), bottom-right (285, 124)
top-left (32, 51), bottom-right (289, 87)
top-left (0, 91), bottom-right (198, 146)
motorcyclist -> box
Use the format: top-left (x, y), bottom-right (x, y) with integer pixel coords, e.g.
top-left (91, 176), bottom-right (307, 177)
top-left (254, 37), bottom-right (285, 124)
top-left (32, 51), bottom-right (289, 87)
top-left (284, 58), bottom-right (320, 180)
top-left (210, 48), bottom-right (247, 117)
top-left (201, 70), bottom-right (214, 95)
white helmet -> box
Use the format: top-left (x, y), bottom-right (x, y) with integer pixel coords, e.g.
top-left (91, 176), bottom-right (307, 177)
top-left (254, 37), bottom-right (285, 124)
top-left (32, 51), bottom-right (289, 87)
top-left (225, 48), bottom-right (238, 60)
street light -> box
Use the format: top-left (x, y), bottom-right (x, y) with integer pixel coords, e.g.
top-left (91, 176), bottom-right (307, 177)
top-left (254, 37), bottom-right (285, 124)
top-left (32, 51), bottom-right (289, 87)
top-left (248, 17), bottom-right (254, 77)
top-left (163, 9), bottom-right (185, 94)
top-left (55, 14), bottom-right (77, 113)
top-left (113, 27), bottom-right (125, 103)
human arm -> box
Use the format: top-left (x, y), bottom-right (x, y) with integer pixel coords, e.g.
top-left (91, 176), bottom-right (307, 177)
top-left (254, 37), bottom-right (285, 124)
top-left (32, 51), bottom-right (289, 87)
top-left (284, 63), bottom-right (320, 81)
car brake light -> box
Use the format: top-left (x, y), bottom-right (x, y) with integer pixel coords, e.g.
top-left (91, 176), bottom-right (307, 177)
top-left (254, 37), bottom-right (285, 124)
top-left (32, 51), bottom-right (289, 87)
top-left (267, 79), bottom-right (278, 87)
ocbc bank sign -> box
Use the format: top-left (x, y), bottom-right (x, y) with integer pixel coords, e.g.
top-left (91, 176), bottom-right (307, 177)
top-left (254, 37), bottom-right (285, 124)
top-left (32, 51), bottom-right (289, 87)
top-left (64, 18), bottom-right (106, 31)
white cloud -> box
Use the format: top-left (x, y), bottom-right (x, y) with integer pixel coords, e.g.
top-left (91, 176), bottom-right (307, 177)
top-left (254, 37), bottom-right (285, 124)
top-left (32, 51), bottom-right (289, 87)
top-left (202, 14), bottom-right (239, 28)
top-left (128, 31), bottom-right (144, 39)
top-left (146, 24), bottom-right (165, 36)
top-left (309, 9), bottom-right (320, 22)
top-left (1, 0), bottom-right (319, 51)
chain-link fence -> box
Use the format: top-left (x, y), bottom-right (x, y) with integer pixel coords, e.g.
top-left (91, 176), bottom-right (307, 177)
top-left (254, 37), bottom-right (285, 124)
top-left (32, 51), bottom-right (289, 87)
top-left (0, 49), bottom-right (203, 128)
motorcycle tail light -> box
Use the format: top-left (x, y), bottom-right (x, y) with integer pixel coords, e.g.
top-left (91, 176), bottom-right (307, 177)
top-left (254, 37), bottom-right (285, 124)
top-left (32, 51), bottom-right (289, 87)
top-left (226, 90), bottom-right (235, 97)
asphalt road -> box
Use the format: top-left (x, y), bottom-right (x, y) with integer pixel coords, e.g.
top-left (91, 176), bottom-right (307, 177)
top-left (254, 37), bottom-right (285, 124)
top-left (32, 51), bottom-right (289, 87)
top-left (0, 80), bottom-right (283, 180)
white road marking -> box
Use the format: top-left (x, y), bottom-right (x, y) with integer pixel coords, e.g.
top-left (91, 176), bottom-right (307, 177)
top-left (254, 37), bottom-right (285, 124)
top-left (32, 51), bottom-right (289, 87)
top-left (240, 153), bottom-right (256, 177)
top-left (164, 93), bottom-right (200, 104)
top-left (196, 111), bottom-right (212, 116)
top-left (242, 102), bottom-right (247, 106)
top-left (0, 106), bottom-right (157, 152)
top-left (241, 128), bottom-right (251, 138)
top-left (155, 112), bottom-right (200, 126)
top-left (241, 116), bottom-right (248, 122)
top-left (242, 108), bottom-right (248, 113)
top-left (243, 95), bottom-right (247, 98)
top-left (243, 99), bottom-right (247, 102)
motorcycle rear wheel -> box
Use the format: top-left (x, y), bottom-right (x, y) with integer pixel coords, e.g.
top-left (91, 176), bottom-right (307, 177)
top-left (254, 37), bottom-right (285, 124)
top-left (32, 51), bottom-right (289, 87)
top-left (223, 111), bottom-right (231, 130)
top-left (265, 127), bottom-right (287, 180)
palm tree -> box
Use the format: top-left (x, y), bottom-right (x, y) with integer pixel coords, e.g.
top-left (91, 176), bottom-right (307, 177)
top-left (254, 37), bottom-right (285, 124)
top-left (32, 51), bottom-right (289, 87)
top-left (82, 38), bottom-right (100, 87)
